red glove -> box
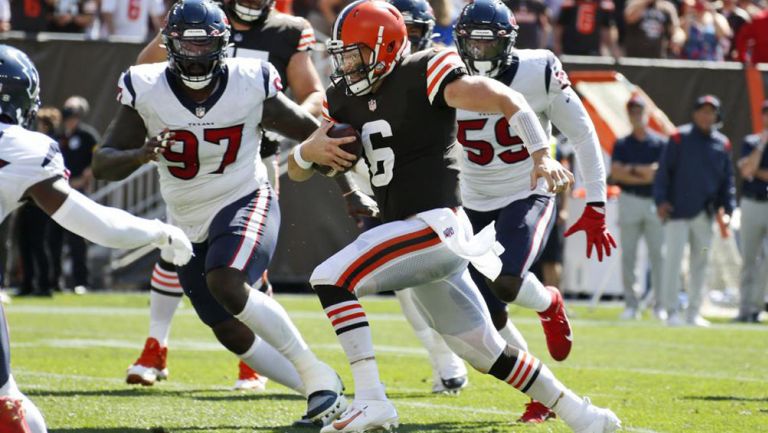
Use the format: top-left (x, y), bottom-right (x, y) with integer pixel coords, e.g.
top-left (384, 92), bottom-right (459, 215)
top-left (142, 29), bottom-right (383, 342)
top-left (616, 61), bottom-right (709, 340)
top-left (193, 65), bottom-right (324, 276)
top-left (564, 204), bottom-right (617, 262)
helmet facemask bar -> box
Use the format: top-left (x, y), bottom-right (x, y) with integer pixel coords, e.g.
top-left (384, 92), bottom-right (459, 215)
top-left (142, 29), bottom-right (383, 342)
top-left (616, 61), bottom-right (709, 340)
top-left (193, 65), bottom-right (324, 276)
top-left (165, 30), bottom-right (229, 90)
top-left (328, 41), bottom-right (377, 96)
top-left (455, 26), bottom-right (516, 78)
top-left (404, 19), bottom-right (434, 52)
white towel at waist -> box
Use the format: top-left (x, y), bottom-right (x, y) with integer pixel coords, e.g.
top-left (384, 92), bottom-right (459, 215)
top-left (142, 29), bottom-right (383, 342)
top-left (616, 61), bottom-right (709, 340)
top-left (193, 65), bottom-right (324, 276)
top-left (414, 207), bottom-right (505, 281)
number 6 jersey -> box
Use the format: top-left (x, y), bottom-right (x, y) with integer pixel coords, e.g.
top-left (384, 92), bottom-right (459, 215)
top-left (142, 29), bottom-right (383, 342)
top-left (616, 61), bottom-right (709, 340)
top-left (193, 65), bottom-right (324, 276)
top-left (117, 58), bottom-right (282, 242)
top-left (323, 48), bottom-right (467, 223)
top-left (456, 49), bottom-right (607, 212)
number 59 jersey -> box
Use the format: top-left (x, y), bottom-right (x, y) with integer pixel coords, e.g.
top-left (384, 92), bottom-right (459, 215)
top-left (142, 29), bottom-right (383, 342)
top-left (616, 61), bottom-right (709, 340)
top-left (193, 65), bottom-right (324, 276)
top-left (324, 48), bottom-right (467, 223)
top-left (117, 58), bottom-right (282, 242)
top-left (457, 49), bottom-right (594, 212)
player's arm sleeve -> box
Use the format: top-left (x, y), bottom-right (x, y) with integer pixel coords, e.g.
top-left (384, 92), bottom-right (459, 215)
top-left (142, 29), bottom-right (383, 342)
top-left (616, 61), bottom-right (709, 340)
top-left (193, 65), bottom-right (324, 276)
top-left (544, 53), bottom-right (607, 203)
top-left (321, 93), bottom-right (337, 123)
top-left (427, 50), bottom-right (468, 107)
top-left (260, 61), bottom-right (284, 99)
top-left (117, 68), bottom-right (138, 108)
top-left (653, 136), bottom-right (677, 205)
top-left (296, 20), bottom-right (317, 52)
top-left (50, 188), bottom-right (166, 249)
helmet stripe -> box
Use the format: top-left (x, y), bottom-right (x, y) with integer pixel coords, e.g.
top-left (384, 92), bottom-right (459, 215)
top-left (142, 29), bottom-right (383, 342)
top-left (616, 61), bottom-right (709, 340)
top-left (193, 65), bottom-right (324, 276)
top-left (332, 0), bottom-right (362, 40)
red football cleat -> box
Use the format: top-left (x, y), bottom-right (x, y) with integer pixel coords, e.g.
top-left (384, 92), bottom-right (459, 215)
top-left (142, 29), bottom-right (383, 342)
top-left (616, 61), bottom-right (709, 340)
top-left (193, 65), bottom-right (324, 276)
top-left (126, 338), bottom-right (168, 386)
top-left (537, 286), bottom-right (573, 361)
top-left (0, 397), bottom-right (31, 433)
top-left (518, 400), bottom-right (556, 424)
top-left (233, 360), bottom-right (268, 391)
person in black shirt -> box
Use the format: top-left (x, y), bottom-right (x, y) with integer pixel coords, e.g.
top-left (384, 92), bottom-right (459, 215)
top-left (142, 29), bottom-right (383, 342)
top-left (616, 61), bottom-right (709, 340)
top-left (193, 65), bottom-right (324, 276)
top-left (611, 96), bottom-right (666, 320)
top-left (10, 0), bottom-right (54, 32)
top-left (555, 0), bottom-right (620, 56)
top-left (48, 96), bottom-right (98, 293)
top-left (504, 0), bottom-right (551, 49)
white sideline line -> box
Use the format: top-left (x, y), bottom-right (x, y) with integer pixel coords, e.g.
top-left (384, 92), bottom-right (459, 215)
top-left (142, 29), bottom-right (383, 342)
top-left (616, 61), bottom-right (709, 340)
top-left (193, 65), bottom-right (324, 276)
top-left (7, 304), bottom-right (767, 332)
top-left (11, 337), bottom-right (767, 384)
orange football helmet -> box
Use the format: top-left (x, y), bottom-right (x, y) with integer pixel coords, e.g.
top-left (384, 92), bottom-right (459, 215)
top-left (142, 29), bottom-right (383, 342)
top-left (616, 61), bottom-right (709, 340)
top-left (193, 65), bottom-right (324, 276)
top-left (327, 0), bottom-right (408, 96)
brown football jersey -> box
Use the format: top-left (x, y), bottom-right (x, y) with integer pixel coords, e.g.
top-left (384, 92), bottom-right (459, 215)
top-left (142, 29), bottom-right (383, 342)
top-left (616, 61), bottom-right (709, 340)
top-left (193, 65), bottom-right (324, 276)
top-left (323, 48), bottom-right (468, 222)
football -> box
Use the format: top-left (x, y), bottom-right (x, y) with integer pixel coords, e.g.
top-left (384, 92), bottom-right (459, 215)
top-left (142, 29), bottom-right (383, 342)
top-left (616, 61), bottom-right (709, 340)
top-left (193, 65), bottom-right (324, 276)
top-left (313, 123), bottom-right (363, 178)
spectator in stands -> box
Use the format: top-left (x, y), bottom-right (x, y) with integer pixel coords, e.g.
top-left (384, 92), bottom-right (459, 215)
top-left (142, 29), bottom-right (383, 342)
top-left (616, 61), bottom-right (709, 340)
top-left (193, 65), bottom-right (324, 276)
top-left (554, 0), bottom-right (621, 56)
top-left (735, 7), bottom-right (768, 64)
top-left (10, 0), bottom-right (54, 32)
top-left (0, 0), bottom-right (9, 32)
top-left (101, 0), bottom-right (165, 40)
top-left (611, 96), bottom-right (666, 320)
top-left (735, 100), bottom-right (768, 323)
top-left (50, 0), bottom-right (98, 34)
top-left (719, 0), bottom-right (751, 59)
top-left (432, 0), bottom-right (456, 46)
top-left (48, 96), bottom-right (99, 294)
top-left (624, 0), bottom-right (684, 58)
top-left (654, 95), bottom-right (736, 327)
top-left (504, 0), bottom-right (551, 49)
top-left (738, 0), bottom-right (762, 17)
top-left (679, 0), bottom-right (731, 60)
top-left (15, 107), bottom-right (62, 297)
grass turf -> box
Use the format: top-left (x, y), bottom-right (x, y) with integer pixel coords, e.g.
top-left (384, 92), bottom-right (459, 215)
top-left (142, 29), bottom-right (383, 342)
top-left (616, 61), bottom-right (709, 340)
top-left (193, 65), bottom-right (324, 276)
top-left (4, 293), bottom-right (767, 433)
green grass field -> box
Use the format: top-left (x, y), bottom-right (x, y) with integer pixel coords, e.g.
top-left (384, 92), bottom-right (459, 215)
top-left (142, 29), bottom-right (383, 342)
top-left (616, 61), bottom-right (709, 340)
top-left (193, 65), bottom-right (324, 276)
top-left (4, 293), bottom-right (767, 433)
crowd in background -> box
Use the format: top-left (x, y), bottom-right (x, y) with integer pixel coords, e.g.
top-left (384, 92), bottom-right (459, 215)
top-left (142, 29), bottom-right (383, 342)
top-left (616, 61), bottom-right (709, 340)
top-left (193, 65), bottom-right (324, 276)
top-left (0, 0), bottom-right (766, 62)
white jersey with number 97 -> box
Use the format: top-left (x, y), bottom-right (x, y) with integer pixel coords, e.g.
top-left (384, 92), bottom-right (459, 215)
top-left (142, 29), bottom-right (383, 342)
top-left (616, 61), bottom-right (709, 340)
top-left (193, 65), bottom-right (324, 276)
top-left (117, 58), bottom-right (283, 242)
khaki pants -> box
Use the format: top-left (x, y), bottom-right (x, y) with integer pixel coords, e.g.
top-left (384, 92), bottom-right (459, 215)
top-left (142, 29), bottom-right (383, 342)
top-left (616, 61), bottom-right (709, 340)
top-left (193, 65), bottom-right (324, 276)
top-left (739, 198), bottom-right (768, 317)
top-left (660, 212), bottom-right (713, 319)
top-left (617, 193), bottom-right (664, 310)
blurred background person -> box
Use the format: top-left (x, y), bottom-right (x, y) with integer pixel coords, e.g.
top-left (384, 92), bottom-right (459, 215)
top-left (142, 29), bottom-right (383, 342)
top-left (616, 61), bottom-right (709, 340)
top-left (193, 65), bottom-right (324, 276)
top-left (504, 0), bottom-right (551, 49)
top-left (0, 0), bottom-right (9, 32)
top-left (735, 100), bottom-right (768, 323)
top-left (679, 0), bottom-right (731, 60)
top-left (554, 0), bottom-right (621, 56)
top-left (654, 95), bottom-right (736, 327)
top-left (48, 96), bottom-right (98, 294)
top-left (623, 0), bottom-right (684, 58)
top-left (735, 6), bottom-right (768, 64)
top-left (50, 0), bottom-right (99, 34)
top-left (718, 0), bottom-right (751, 60)
top-left (611, 96), bottom-right (666, 320)
top-left (101, 0), bottom-right (165, 40)
top-left (14, 106), bottom-right (62, 297)
top-left (10, 0), bottom-right (54, 32)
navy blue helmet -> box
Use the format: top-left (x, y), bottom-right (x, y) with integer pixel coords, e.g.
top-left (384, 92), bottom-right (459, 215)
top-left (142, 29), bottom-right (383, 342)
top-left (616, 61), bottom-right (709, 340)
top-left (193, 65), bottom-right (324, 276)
top-left (387, 0), bottom-right (435, 52)
top-left (162, 0), bottom-right (231, 89)
top-left (0, 45), bottom-right (40, 129)
top-left (454, 0), bottom-right (518, 78)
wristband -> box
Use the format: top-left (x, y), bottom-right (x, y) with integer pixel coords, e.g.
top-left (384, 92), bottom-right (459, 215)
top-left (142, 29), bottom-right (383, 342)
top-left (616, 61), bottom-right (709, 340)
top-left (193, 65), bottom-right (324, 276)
top-left (509, 110), bottom-right (548, 153)
top-left (292, 143), bottom-right (313, 170)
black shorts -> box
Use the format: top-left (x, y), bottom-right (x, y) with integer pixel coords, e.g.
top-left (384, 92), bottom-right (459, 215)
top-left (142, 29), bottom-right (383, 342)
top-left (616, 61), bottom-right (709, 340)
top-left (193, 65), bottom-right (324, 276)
top-left (176, 185), bottom-right (279, 327)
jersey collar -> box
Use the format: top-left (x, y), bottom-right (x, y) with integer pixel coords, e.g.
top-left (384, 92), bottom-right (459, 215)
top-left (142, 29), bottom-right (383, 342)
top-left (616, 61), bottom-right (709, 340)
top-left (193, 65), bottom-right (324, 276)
top-left (165, 66), bottom-right (230, 119)
top-left (496, 56), bottom-right (520, 87)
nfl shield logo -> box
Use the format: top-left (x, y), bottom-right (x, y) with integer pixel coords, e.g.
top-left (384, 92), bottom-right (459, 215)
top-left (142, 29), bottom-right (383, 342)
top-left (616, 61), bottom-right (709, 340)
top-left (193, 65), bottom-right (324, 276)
top-left (195, 106), bottom-right (206, 118)
top-left (368, 99), bottom-right (377, 112)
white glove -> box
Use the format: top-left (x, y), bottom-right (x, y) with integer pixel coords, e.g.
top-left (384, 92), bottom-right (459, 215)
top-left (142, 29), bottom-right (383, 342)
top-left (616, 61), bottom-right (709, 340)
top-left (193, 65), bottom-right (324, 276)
top-left (152, 222), bottom-right (194, 266)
